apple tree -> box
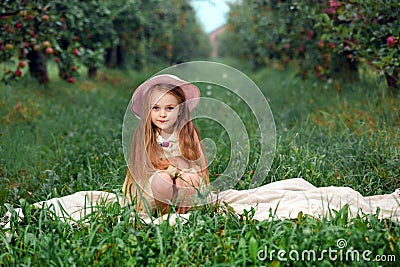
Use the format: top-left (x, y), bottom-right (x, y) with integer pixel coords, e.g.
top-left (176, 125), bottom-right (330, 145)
top-left (104, 0), bottom-right (210, 70)
top-left (1, 0), bottom-right (60, 84)
top-left (221, 0), bottom-right (399, 93)
top-left (314, 0), bottom-right (400, 94)
top-left (1, 0), bottom-right (119, 83)
top-left (1, 0), bottom-right (210, 84)
top-left (221, 0), bottom-right (359, 81)
top-left (54, 0), bottom-right (116, 79)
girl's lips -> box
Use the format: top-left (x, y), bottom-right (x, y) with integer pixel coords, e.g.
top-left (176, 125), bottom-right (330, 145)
top-left (158, 120), bottom-right (168, 123)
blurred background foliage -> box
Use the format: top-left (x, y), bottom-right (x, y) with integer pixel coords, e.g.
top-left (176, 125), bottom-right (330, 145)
top-left (0, 0), bottom-right (211, 83)
top-left (218, 0), bottom-right (399, 95)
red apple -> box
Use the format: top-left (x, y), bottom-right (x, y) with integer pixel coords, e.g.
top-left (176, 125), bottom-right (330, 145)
top-left (15, 22), bottom-right (22, 29)
top-left (33, 45), bottom-right (41, 51)
top-left (18, 61), bottom-right (26, 68)
top-left (42, 15), bottom-right (49, 21)
top-left (67, 77), bottom-right (76, 83)
top-left (73, 49), bottom-right (79, 56)
top-left (387, 36), bottom-right (395, 48)
top-left (329, 1), bottom-right (340, 8)
top-left (24, 42), bottom-right (30, 48)
top-left (15, 69), bottom-right (22, 77)
top-left (42, 41), bottom-right (51, 48)
top-left (45, 47), bottom-right (54, 54)
top-left (55, 57), bottom-right (61, 63)
top-left (71, 66), bottom-right (77, 72)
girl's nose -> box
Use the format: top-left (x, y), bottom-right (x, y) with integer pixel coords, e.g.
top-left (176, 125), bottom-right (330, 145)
top-left (160, 110), bottom-right (167, 117)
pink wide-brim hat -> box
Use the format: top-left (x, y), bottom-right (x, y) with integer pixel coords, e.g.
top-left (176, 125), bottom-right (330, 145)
top-left (131, 74), bottom-right (200, 118)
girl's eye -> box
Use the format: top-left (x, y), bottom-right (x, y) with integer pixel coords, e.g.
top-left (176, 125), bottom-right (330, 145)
top-left (167, 106), bottom-right (174, 111)
top-left (152, 106), bottom-right (159, 111)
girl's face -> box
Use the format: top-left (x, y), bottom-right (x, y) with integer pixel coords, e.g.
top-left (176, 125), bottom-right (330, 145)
top-left (149, 89), bottom-right (180, 135)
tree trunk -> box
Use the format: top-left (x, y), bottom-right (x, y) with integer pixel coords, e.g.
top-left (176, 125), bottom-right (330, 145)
top-left (104, 47), bottom-right (115, 68)
top-left (334, 52), bottom-right (359, 82)
top-left (116, 45), bottom-right (124, 68)
top-left (26, 49), bottom-right (49, 84)
top-left (384, 68), bottom-right (399, 96)
top-left (88, 66), bottom-right (97, 79)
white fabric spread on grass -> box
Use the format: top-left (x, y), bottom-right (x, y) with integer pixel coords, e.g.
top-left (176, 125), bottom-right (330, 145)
top-left (3, 178), bottom-right (400, 228)
top-left (215, 178), bottom-right (400, 221)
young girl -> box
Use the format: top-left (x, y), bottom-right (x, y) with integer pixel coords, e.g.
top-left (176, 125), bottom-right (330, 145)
top-left (123, 74), bottom-right (210, 215)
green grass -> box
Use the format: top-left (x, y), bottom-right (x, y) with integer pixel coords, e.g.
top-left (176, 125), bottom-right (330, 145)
top-left (0, 63), bottom-right (399, 266)
top-left (250, 67), bottom-right (399, 195)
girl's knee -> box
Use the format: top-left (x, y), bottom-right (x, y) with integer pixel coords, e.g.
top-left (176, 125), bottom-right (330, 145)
top-left (151, 171), bottom-right (202, 210)
top-left (151, 172), bottom-right (174, 203)
top-left (175, 173), bottom-right (201, 205)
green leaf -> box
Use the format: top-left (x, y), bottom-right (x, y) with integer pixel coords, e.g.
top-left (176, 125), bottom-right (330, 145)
top-left (249, 236), bottom-right (258, 262)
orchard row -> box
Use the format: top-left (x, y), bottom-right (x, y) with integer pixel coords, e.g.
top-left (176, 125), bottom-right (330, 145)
top-left (0, 0), bottom-right (210, 84)
top-left (219, 0), bottom-right (399, 94)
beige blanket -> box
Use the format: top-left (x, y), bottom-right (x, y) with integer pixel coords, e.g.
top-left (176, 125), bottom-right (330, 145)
top-left (3, 178), bottom-right (399, 228)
